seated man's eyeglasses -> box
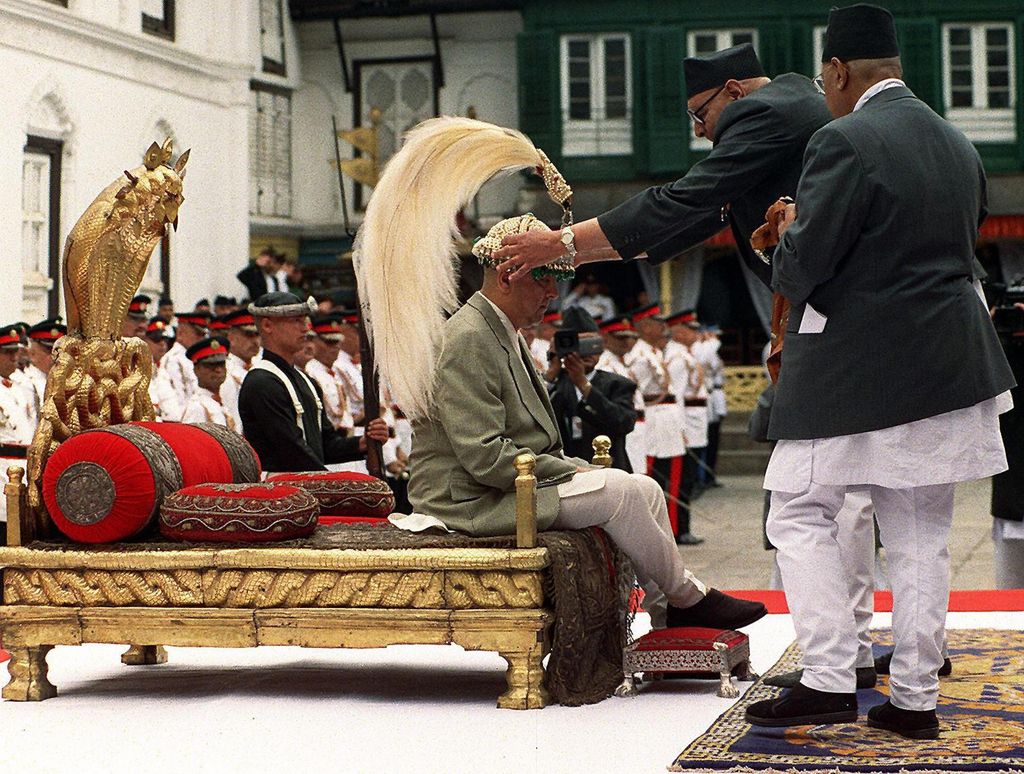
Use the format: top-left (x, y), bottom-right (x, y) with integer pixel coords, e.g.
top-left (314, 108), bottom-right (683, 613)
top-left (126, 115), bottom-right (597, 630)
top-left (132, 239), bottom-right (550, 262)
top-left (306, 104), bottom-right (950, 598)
top-left (812, 74), bottom-right (826, 94)
top-left (687, 85), bottom-right (726, 126)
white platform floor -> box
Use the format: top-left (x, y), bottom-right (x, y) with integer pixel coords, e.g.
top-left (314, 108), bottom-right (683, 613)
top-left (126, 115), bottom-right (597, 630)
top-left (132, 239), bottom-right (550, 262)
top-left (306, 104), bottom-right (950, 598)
top-left (2, 611), bottom-right (1021, 774)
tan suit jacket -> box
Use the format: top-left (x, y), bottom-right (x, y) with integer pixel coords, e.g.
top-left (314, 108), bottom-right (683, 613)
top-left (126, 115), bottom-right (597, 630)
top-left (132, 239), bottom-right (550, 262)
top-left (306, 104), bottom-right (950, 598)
top-left (408, 292), bottom-right (579, 536)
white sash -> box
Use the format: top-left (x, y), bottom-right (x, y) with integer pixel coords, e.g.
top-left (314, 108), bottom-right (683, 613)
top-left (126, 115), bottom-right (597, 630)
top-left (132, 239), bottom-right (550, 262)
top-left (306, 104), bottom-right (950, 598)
top-left (251, 359), bottom-right (323, 439)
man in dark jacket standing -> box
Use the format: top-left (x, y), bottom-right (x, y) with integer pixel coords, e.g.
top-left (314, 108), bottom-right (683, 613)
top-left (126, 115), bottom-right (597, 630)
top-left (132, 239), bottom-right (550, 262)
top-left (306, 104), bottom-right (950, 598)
top-left (493, 43), bottom-right (831, 286)
top-left (238, 292), bottom-right (389, 471)
top-left (546, 307), bottom-right (638, 471)
top-left (745, 4), bottom-right (1015, 739)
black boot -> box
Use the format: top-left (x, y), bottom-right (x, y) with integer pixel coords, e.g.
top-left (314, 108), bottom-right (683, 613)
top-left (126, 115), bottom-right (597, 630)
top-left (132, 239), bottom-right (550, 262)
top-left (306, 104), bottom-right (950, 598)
top-left (746, 683), bottom-right (857, 727)
top-left (667, 589), bottom-right (767, 630)
top-left (874, 650), bottom-right (952, 677)
top-left (763, 666), bottom-right (877, 689)
top-left (867, 700), bottom-right (940, 739)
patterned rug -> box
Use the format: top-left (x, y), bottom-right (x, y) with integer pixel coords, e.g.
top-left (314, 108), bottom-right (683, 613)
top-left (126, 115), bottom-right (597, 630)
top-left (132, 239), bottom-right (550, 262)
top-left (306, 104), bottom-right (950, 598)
top-left (670, 629), bottom-right (1024, 773)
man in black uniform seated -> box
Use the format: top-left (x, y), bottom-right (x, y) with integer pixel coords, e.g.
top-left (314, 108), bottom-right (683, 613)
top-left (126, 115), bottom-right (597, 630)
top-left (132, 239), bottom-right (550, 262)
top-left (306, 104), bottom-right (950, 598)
top-left (238, 292), bottom-right (388, 472)
top-left (546, 306), bottom-right (638, 471)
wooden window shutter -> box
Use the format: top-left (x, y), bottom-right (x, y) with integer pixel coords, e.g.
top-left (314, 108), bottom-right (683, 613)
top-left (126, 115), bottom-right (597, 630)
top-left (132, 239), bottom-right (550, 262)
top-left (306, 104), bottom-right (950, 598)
top-left (897, 20), bottom-right (942, 112)
top-left (517, 30), bottom-right (560, 158)
top-left (643, 26), bottom-right (687, 176)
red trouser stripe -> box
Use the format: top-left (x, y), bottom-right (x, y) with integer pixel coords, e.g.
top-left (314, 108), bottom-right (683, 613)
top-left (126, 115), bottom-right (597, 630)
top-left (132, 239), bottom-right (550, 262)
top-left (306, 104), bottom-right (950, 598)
top-left (668, 456), bottom-right (683, 535)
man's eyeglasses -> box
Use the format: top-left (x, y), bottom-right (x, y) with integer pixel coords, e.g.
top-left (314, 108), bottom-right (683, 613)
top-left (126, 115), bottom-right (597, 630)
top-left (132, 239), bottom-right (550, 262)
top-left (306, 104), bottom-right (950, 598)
top-left (687, 85), bottom-right (726, 126)
top-left (812, 74), bottom-right (825, 94)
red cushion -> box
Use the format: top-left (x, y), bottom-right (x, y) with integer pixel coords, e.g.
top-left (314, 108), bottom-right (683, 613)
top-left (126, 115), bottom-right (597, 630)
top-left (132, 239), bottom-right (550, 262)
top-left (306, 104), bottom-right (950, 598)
top-left (43, 422), bottom-right (262, 544)
top-left (632, 627), bottom-right (748, 653)
top-left (159, 482), bottom-right (319, 543)
top-left (266, 471), bottom-right (394, 517)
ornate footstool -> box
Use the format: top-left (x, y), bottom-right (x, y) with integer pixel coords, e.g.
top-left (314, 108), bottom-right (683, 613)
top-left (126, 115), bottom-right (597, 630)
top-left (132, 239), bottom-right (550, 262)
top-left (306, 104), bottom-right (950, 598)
top-left (616, 626), bottom-right (757, 699)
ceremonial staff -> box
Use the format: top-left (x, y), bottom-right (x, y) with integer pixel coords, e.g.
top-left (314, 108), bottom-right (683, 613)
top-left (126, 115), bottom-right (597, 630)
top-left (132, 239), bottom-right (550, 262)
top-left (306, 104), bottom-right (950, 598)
top-left (332, 114), bottom-right (384, 478)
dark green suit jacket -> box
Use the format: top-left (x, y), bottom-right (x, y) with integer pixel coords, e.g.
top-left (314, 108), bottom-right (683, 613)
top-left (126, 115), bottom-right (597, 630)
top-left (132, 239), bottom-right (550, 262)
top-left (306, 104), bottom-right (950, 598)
top-left (770, 86), bottom-right (1015, 439)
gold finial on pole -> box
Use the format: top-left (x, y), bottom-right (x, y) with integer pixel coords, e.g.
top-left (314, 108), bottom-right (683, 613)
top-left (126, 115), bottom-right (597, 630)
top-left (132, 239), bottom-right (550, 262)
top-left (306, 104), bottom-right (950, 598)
top-left (592, 435), bottom-right (612, 468)
top-left (5, 465), bottom-right (26, 546)
top-left (514, 452), bottom-right (538, 548)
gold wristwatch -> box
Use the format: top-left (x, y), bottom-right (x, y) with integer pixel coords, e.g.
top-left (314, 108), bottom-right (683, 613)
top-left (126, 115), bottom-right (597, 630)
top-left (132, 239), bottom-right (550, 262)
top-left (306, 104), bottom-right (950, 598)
top-left (560, 226), bottom-right (577, 258)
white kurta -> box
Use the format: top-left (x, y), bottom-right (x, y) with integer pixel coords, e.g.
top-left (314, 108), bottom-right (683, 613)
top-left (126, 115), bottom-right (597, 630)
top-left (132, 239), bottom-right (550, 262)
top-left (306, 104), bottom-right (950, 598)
top-left (159, 342), bottom-right (197, 420)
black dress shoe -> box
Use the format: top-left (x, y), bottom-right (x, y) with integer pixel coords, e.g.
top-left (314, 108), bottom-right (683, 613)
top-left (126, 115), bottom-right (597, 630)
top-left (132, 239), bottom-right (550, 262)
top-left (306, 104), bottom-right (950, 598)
top-left (763, 666), bottom-right (877, 689)
top-left (746, 683), bottom-right (858, 727)
top-left (874, 651), bottom-right (952, 677)
top-left (867, 700), bottom-right (940, 739)
top-left (675, 532), bottom-right (705, 545)
top-left (667, 589), bottom-right (768, 630)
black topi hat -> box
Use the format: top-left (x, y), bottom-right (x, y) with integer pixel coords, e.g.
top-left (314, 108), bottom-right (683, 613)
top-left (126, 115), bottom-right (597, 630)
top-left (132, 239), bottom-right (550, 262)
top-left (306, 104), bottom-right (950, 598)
top-left (684, 43), bottom-right (766, 99)
top-left (822, 4), bottom-right (900, 62)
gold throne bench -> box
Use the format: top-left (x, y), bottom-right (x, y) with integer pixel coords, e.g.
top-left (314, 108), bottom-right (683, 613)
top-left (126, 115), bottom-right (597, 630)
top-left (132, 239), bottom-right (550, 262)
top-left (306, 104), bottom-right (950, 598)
top-left (0, 440), bottom-right (617, 710)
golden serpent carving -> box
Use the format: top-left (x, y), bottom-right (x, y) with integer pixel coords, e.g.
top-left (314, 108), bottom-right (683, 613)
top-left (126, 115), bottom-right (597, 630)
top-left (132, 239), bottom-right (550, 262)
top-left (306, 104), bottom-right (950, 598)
top-left (444, 571), bottom-right (544, 609)
top-left (26, 140), bottom-right (187, 515)
top-left (202, 569), bottom-right (445, 609)
top-left (4, 569), bottom-right (203, 606)
top-left (4, 567), bottom-right (547, 610)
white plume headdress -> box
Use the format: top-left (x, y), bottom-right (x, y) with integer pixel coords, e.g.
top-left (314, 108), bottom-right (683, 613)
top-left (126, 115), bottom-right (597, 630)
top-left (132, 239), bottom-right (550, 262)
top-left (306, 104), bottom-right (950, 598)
top-left (353, 116), bottom-right (573, 421)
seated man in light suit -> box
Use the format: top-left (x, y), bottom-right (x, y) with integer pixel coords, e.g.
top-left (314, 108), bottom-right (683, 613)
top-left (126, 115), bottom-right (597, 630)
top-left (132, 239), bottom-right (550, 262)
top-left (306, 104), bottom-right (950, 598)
top-left (407, 216), bottom-right (766, 632)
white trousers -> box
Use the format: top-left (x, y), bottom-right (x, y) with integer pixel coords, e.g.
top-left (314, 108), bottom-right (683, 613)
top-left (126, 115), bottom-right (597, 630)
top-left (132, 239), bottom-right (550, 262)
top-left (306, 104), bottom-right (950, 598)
top-left (553, 469), bottom-right (706, 626)
top-left (768, 481), bottom-right (954, 710)
top-left (625, 424), bottom-right (647, 477)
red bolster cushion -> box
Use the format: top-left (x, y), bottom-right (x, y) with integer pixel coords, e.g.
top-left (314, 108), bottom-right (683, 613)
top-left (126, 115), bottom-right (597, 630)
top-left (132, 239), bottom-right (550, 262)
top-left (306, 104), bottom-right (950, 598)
top-left (159, 482), bottom-right (319, 542)
top-left (265, 471), bottom-right (394, 519)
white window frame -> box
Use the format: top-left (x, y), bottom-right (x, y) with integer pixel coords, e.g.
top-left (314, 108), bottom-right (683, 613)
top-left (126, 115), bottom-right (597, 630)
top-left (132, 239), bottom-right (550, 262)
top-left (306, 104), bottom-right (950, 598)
top-left (686, 29), bottom-right (759, 150)
top-left (560, 33), bottom-right (633, 157)
top-left (942, 22), bottom-right (1016, 143)
top-left (249, 84), bottom-right (292, 218)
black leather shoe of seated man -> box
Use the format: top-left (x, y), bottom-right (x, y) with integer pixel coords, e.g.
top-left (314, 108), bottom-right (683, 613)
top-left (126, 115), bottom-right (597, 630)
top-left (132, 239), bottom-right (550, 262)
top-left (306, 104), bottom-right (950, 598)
top-left (875, 650), bottom-right (952, 677)
top-left (746, 683), bottom-right (858, 727)
top-left (666, 589), bottom-right (768, 630)
top-left (763, 666), bottom-right (877, 689)
top-left (867, 700), bottom-right (940, 739)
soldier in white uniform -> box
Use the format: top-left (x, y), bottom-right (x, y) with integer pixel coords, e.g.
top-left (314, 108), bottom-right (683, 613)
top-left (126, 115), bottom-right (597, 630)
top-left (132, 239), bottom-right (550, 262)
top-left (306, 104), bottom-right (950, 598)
top-left (122, 295), bottom-right (150, 339)
top-left (332, 310), bottom-right (366, 425)
top-left (627, 304), bottom-right (689, 539)
top-left (698, 324), bottom-right (728, 487)
top-left (531, 311), bottom-right (560, 370)
top-left (220, 309), bottom-right (261, 431)
top-left (159, 309), bottom-right (209, 420)
top-left (22, 318), bottom-right (65, 428)
top-left (597, 315), bottom-right (646, 474)
top-left (143, 317), bottom-right (182, 421)
top-left (664, 311), bottom-right (708, 544)
top-left (0, 324), bottom-right (36, 529)
top-left (181, 336), bottom-right (235, 430)
top-left (304, 314), bottom-right (352, 431)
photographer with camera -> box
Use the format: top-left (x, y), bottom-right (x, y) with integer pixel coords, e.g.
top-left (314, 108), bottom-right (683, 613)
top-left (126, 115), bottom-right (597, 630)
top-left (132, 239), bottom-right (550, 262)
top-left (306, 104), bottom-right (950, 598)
top-left (988, 279), bottom-right (1024, 588)
top-left (545, 307), bottom-right (639, 472)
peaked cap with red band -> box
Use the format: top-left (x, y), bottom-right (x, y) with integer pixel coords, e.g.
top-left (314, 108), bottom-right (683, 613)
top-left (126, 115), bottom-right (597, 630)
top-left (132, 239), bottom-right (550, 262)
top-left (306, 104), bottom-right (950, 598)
top-left (541, 311), bottom-right (561, 325)
top-left (311, 314), bottom-right (345, 339)
top-left (209, 315), bottom-right (230, 331)
top-left (177, 310), bottom-right (212, 327)
top-left (599, 315), bottom-right (639, 336)
top-left (665, 309), bottom-right (700, 328)
top-left (28, 317), bottom-right (67, 345)
top-left (631, 303), bottom-right (664, 322)
top-left (185, 336), bottom-right (230, 364)
top-left (127, 295), bottom-right (152, 319)
top-left (0, 324), bottom-right (22, 349)
top-left (222, 309), bottom-right (257, 331)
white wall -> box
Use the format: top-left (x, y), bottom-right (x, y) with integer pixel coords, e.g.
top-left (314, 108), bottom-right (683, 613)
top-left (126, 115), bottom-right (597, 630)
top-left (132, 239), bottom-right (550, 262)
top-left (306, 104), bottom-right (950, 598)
top-left (290, 11), bottom-right (523, 236)
top-left (0, 0), bottom-right (253, 320)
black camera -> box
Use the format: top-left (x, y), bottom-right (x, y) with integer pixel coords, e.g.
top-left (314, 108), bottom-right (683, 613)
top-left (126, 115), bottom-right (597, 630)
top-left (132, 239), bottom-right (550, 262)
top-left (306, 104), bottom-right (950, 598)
top-left (553, 329), bottom-right (604, 357)
top-left (987, 281), bottom-right (1024, 338)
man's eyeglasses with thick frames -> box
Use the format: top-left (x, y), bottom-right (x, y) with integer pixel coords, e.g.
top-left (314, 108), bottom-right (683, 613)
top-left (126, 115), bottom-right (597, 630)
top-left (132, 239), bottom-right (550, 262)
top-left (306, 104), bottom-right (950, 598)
top-left (812, 74), bottom-right (826, 94)
top-left (687, 84), bottom-right (726, 126)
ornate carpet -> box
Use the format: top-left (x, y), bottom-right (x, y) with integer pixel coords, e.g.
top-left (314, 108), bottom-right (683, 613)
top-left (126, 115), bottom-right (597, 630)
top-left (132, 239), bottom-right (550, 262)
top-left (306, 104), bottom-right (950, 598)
top-left (670, 629), bottom-right (1024, 773)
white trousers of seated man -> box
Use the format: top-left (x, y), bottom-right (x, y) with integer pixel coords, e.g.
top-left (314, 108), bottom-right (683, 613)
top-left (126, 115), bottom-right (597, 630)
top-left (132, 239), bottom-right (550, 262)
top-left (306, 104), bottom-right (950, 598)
top-left (553, 467), bottom-right (706, 627)
top-left (767, 481), bottom-right (954, 711)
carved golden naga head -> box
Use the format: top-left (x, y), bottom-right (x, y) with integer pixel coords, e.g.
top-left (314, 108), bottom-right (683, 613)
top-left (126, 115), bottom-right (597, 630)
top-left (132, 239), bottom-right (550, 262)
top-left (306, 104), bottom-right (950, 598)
top-left (109, 138), bottom-right (189, 236)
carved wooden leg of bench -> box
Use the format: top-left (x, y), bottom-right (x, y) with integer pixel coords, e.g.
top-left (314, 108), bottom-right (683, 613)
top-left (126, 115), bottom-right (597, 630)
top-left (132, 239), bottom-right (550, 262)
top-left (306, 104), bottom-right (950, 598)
top-left (497, 641), bottom-right (549, 710)
top-left (3, 646), bottom-right (56, 701)
top-left (122, 645), bottom-right (168, 665)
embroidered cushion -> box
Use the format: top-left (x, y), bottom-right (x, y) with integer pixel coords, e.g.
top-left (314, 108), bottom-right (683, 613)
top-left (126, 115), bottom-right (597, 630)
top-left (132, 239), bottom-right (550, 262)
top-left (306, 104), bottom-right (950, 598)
top-left (43, 422), bottom-right (260, 544)
top-left (158, 482), bottom-right (319, 542)
top-left (631, 627), bottom-right (747, 653)
top-left (265, 471), bottom-right (394, 518)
